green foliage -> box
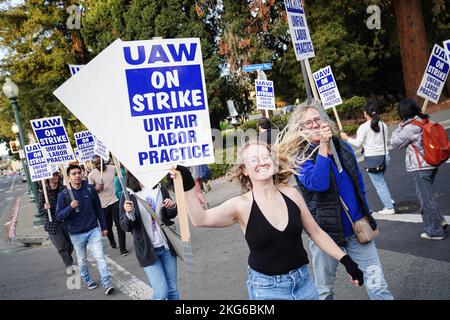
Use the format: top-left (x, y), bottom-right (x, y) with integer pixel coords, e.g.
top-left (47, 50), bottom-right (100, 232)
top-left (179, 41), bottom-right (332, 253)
top-left (239, 119), bottom-right (258, 131)
top-left (342, 123), bottom-right (359, 136)
top-left (208, 163), bottom-right (233, 180)
top-left (335, 96), bottom-right (367, 120)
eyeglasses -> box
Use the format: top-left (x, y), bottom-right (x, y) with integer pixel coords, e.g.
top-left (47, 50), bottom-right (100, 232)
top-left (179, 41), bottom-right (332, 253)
top-left (245, 153), bottom-right (272, 166)
top-left (300, 117), bottom-right (322, 129)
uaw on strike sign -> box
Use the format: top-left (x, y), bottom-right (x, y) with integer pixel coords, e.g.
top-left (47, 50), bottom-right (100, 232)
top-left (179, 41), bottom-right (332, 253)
top-left (54, 38), bottom-right (214, 189)
top-left (30, 116), bottom-right (75, 164)
top-left (25, 143), bottom-right (53, 182)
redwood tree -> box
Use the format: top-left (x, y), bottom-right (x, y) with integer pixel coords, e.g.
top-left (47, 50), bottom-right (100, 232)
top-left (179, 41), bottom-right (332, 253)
top-left (393, 0), bottom-right (429, 101)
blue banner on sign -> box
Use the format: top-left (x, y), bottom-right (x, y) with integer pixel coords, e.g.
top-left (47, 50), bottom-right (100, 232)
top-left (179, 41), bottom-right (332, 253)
top-left (35, 126), bottom-right (69, 147)
top-left (26, 150), bottom-right (44, 162)
top-left (316, 75), bottom-right (336, 93)
top-left (256, 86), bottom-right (274, 95)
top-left (284, 0), bottom-right (304, 14)
top-left (126, 65), bottom-right (205, 117)
top-left (427, 56), bottom-right (449, 81)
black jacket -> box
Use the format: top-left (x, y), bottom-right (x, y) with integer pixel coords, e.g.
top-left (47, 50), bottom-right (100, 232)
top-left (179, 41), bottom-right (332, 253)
top-left (119, 185), bottom-right (177, 268)
top-left (297, 137), bottom-right (377, 246)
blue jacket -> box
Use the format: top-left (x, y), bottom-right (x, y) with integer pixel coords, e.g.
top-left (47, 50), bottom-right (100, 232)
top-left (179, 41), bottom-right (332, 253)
top-left (295, 138), bottom-right (376, 246)
top-left (55, 181), bottom-right (107, 235)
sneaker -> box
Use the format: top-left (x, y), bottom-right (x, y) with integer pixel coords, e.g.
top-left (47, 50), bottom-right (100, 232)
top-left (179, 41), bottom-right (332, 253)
top-left (65, 265), bottom-right (74, 276)
top-left (420, 233), bottom-right (445, 240)
top-left (377, 207), bottom-right (395, 215)
top-left (105, 286), bottom-right (115, 295)
top-left (110, 242), bottom-right (117, 249)
top-left (120, 250), bottom-right (129, 257)
top-left (87, 282), bottom-right (98, 290)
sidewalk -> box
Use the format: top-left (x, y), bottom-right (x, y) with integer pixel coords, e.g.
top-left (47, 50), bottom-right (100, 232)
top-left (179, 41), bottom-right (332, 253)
top-left (13, 193), bottom-right (48, 245)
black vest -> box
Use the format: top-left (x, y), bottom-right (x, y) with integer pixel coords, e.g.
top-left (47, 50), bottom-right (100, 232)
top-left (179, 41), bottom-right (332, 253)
top-left (297, 137), bottom-right (377, 246)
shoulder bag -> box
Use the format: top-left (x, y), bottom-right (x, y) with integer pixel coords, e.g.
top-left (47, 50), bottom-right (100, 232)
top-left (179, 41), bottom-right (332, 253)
top-left (340, 196), bottom-right (379, 244)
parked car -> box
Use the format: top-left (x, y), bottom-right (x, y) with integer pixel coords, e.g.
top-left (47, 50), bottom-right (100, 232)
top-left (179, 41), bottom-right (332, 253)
top-left (281, 105), bottom-right (295, 114)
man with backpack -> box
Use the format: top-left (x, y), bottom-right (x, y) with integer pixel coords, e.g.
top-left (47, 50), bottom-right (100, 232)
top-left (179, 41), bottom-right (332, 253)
top-left (391, 98), bottom-right (449, 240)
top-left (56, 164), bottom-right (115, 294)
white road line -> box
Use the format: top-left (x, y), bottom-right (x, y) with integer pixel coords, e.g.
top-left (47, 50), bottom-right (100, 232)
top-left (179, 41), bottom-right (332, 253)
top-left (9, 175), bottom-right (16, 192)
top-left (87, 255), bottom-right (152, 300)
top-left (373, 213), bottom-right (450, 224)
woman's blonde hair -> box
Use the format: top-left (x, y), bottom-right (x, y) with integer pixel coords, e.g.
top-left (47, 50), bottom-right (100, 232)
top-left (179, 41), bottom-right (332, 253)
top-left (227, 141), bottom-right (293, 193)
top-left (275, 101), bottom-right (338, 170)
top-left (226, 102), bottom-right (337, 192)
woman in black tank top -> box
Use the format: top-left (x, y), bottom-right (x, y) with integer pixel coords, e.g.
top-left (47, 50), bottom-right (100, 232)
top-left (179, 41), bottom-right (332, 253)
top-left (172, 142), bottom-right (364, 300)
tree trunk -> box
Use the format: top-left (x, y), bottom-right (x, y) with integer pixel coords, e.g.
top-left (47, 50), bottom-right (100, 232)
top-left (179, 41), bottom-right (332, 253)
top-left (71, 30), bottom-right (89, 64)
top-left (393, 0), bottom-right (429, 102)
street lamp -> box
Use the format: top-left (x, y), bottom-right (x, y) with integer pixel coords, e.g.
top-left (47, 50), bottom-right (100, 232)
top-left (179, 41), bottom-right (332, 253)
top-left (3, 78), bottom-right (42, 226)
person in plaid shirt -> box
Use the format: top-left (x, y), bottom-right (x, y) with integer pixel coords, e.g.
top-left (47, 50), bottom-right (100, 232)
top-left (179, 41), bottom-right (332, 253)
top-left (38, 170), bottom-right (75, 276)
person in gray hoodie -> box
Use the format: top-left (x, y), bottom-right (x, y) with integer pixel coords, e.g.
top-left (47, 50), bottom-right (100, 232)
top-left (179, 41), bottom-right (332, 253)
top-left (391, 99), bottom-right (447, 240)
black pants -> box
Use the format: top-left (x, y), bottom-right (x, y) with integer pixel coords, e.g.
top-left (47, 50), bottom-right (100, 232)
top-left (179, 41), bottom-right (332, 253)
top-left (48, 225), bottom-right (74, 267)
top-left (103, 201), bottom-right (126, 251)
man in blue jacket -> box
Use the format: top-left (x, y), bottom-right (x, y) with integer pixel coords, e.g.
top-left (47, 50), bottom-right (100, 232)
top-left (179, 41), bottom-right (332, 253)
top-left (294, 105), bottom-right (393, 300)
top-left (56, 164), bottom-right (114, 295)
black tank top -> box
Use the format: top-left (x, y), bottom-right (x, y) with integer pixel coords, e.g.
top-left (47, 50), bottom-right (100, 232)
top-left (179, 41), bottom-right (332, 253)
top-left (245, 190), bottom-right (309, 275)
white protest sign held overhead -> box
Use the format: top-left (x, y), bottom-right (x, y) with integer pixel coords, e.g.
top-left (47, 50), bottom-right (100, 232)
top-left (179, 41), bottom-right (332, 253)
top-left (255, 80), bottom-right (276, 110)
top-left (313, 66), bottom-right (343, 110)
top-left (74, 130), bottom-right (95, 163)
top-left (68, 64), bottom-right (85, 76)
top-left (93, 135), bottom-right (109, 161)
top-left (30, 116), bottom-right (75, 164)
top-left (284, 0), bottom-right (315, 61)
top-left (54, 38), bottom-right (214, 189)
top-left (417, 44), bottom-right (449, 104)
top-left (25, 144), bottom-right (53, 182)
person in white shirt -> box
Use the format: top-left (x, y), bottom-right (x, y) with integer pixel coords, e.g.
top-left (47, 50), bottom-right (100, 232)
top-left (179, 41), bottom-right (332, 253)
top-left (119, 172), bottom-right (179, 300)
top-left (341, 101), bottom-right (395, 215)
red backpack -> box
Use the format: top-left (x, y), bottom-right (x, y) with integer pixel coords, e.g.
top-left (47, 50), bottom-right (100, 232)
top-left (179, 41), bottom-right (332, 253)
top-left (411, 118), bottom-right (450, 167)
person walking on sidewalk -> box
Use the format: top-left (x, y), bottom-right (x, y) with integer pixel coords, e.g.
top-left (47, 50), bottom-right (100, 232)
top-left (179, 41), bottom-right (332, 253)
top-left (340, 100), bottom-right (395, 215)
top-left (391, 98), bottom-right (447, 240)
top-left (56, 164), bottom-right (115, 295)
top-left (89, 155), bottom-right (128, 256)
top-left (171, 142), bottom-right (365, 301)
top-left (120, 172), bottom-right (179, 300)
top-left (38, 169), bottom-right (74, 276)
top-left (282, 104), bottom-right (393, 300)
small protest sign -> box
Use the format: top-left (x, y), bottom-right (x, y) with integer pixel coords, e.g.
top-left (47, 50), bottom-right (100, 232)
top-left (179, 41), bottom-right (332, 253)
top-left (24, 143), bottom-right (53, 182)
top-left (417, 44), bottom-right (449, 104)
top-left (255, 80), bottom-right (276, 110)
top-left (30, 116), bottom-right (75, 164)
top-left (313, 66), bottom-right (343, 110)
top-left (284, 0), bottom-right (315, 61)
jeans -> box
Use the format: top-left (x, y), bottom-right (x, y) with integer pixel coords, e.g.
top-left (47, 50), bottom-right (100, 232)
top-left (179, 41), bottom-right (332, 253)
top-left (246, 265), bottom-right (319, 300)
top-left (103, 201), bottom-right (126, 251)
top-left (70, 227), bottom-right (111, 288)
top-left (412, 169), bottom-right (445, 237)
top-left (367, 154), bottom-right (393, 209)
top-left (143, 246), bottom-right (179, 300)
top-left (49, 224), bottom-right (74, 267)
top-left (309, 236), bottom-right (393, 300)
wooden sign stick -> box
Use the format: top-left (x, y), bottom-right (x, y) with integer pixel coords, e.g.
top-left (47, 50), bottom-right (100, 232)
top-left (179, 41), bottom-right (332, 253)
top-left (41, 180), bottom-right (52, 222)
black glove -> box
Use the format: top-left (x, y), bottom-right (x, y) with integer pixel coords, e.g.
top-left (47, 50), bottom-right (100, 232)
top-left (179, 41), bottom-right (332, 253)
top-left (340, 255), bottom-right (364, 286)
top-left (175, 165), bottom-right (196, 192)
